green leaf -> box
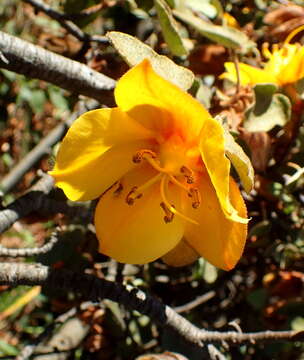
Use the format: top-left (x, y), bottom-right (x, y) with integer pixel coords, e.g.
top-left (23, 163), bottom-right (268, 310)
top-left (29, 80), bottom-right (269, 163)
top-left (154, 0), bottom-right (188, 56)
top-left (196, 258), bottom-right (218, 283)
top-left (218, 121), bottom-right (254, 193)
top-left (164, 0), bottom-right (175, 7)
top-left (48, 87), bottom-right (69, 114)
top-left (0, 340), bottom-right (18, 356)
top-left (247, 288), bottom-right (267, 310)
top-left (107, 31), bottom-right (194, 90)
top-left (173, 10), bottom-right (255, 53)
top-left (248, 220), bottom-right (271, 238)
top-left (185, 0), bottom-right (218, 18)
top-left (135, 0), bottom-right (154, 11)
top-left (245, 84), bottom-right (291, 132)
top-left (194, 81), bottom-right (212, 109)
top-left (291, 317), bottom-right (304, 331)
top-left (63, 0), bottom-right (100, 27)
top-left (250, 83), bottom-right (278, 115)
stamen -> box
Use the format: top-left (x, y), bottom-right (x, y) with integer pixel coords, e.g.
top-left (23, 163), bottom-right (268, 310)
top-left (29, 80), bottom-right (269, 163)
top-left (132, 149), bottom-right (157, 163)
top-left (133, 149), bottom-right (167, 174)
top-left (272, 43), bottom-right (279, 53)
top-left (125, 173), bottom-right (162, 205)
top-left (284, 24), bottom-right (304, 45)
top-left (188, 188), bottom-right (201, 209)
top-left (113, 182), bottom-right (123, 197)
top-left (180, 165), bottom-right (195, 184)
top-left (160, 202), bottom-right (174, 223)
top-left (262, 43), bottom-right (272, 59)
top-left (160, 175), bottom-right (199, 225)
top-left (126, 186), bottom-right (142, 205)
top-left (168, 174), bottom-right (189, 192)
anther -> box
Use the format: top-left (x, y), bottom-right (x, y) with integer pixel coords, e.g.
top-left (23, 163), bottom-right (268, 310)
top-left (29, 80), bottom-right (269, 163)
top-left (113, 182), bottom-right (123, 197)
top-left (180, 166), bottom-right (195, 184)
top-left (126, 187), bottom-right (143, 205)
top-left (188, 188), bottom-right (201, 209)
top-left (160, 202), bottom-right (174, 223)
top-left (132, 149), bottom-right (157, 163)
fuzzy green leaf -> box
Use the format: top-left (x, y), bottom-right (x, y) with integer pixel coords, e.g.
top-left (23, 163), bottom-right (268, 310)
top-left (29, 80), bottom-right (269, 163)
top-left (107, 31), bottom-right (194, 90)
top-left (154, 0), bottom-right (188, 56)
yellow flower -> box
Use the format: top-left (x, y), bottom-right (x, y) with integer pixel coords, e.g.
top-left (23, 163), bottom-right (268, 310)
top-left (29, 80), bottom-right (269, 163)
top-left (221, 26), bottom-right (304, 87)
top-left (50, 59), bottom-right (249, 270)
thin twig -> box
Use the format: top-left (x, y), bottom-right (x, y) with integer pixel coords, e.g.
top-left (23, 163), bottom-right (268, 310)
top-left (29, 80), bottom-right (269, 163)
top-left (0, 100), bottom-right (99, 194)
top-left (0, 31), bottom-right (115, 101)
top-left (174, 291), bottom-right (216, 313)
top-left (23, 0), bottom-right (108, 45)
top-left (0, 263), bottom-right (302, 347)
top-left (16, 301), bottom-right (95, 360)
top-left (67, 3), bottom-right (105, 21)
top-left (0, 230), bottom-right (59, 257)
top-left (231, 50), bottom-right (240, 95)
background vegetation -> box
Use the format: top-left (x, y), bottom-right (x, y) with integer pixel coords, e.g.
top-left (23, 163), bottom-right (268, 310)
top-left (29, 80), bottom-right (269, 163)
top-left (0, 0), bottom-right (304, 359)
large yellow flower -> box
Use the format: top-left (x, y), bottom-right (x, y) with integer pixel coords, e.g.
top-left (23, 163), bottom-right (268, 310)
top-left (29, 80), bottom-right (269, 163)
top-left (50, 59), bottom-right (249, 270)
top-left (221, 27), bottom-right (304, 87)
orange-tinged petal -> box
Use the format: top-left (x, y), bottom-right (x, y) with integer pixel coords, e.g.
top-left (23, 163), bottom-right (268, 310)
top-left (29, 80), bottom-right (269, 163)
top-left (199, 118), bottom-right (248, 223)
top-left (221, 62), bottom-right (278, 85)
top-left (162, 238), bottom-right (199, 267)
top-left (114, 59), bottom-right (212, 139)
top-left (50, 107), bottom-right (154, 201)
top-left (184, 174), bottom-right (247, 270)
top-left (95, 165), bottom-right (185, 264)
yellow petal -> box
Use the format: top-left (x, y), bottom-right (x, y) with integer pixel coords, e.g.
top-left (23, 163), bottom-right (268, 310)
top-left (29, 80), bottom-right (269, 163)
top-left (264, 45), bottom-right (297, 79)
top-left (51, 140), bottom-right (152, 201)
top-left (114, 59), bottom-right (212, 139)
top-left (95, 165), bottom-right (185, 264)
top-left (50, 107), bottom-right (153, 201)
top-left (162, 238), bottom-right (199, 267)
top-left (184, 174), bottom-right (247, 270)
top-left (279, 46), bottom-right (304, 85)
top-left (221, 62), bottom-right (278, 86)
top-left (199, 118), bottom-right (248, 223)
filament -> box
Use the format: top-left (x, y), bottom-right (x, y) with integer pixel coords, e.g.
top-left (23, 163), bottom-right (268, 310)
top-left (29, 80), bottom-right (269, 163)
top-left (284, 24), bottom-right (304, 45)
top-left (262, 43), bottom-right (272, 59)
top-left (126, 173), bottom-right (162, 205)
top-left (160, 175), bottom-right (198, 225)
top-left (168, 174), bottom-right (190, 193)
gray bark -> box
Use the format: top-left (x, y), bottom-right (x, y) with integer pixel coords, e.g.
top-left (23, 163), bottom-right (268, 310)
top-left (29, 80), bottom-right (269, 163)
top-left (0, 31), bottom-right (115, 101)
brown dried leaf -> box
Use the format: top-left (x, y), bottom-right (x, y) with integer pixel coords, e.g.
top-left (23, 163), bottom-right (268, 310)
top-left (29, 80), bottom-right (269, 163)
top-left (264, 4), bottom-right (304, 41)
top-left (189, 44), bottom-right (228, 76)
top-left (241, 131), bottom-right (272, 172)
top-left (265, 4), bottom-right (304, 25)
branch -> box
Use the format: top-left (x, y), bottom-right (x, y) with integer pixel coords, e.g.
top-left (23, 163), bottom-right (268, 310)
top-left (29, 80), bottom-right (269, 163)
top-left (23, 0), bottom-right (108, 45)
top-left (0, 174), bottom-right (53, 234)
top-left (0, 263), bottom-right (302, 347)
top-left (174, 291), bottom-right (215, 313)
top-left (0, 31), bottom-right (115, 101)
top-left (0, 100), bottom-right (99, 194)
top-left (0, 174), bottom-right (93, 234)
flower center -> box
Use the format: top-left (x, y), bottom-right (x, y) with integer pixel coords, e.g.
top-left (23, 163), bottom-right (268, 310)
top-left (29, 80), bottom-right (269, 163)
top-left (125, 148), bottom-right (202, 225)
